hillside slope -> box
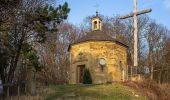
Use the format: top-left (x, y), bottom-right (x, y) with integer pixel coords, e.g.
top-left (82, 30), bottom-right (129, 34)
top-left (123, 80), bottom-right (170, 100)
top-left (45, 84), bottom-right (147, 100)
top-left (9, 80), bottom-right (169, 100)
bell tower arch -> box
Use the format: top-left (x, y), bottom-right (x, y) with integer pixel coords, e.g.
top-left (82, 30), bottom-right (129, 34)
top-left (92, 11), bottom-right (102, 31)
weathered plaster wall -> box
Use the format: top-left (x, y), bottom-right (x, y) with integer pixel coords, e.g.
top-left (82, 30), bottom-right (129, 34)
top-left (69, 41), bottom-right (127, 84)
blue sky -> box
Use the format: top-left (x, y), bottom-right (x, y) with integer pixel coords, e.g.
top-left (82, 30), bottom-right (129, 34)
top-left (57, 0), bottom-right (170, 29)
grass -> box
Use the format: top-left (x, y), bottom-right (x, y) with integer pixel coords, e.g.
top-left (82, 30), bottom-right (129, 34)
top-left (45, 83), bottom-right (147, 100)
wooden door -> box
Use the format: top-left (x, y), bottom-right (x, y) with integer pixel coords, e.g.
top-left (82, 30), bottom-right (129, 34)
top-left (79, 65), bottom-right (85, 83)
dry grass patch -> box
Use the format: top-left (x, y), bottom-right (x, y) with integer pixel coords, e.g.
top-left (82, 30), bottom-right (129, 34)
top-left (123, 80), bottom-right (170, 100)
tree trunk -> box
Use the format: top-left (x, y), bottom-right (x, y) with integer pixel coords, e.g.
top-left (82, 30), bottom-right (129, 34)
top-left (7, 29), bottom-right (25, 82)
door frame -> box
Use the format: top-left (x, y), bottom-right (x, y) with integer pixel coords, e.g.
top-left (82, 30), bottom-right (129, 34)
top-left (77, 65), bottom-right (85, 84)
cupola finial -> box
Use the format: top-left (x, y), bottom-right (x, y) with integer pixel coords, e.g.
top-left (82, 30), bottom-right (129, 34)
top-left (96, 11), bottom-right (99, 16)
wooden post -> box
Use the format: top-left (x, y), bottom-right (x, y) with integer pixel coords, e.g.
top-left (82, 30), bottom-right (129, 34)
top-left (133, 0), bottom-right (138, 68)
top-left (131, 65), bottom-right (133, 79)
top-left (31, 70), bottom-right (36, 96)
top-left (7, 86), bottom-right (9, 98)
top-left (25, 82), bottom-right (27, 95)
top-left (18, 84), bottom-right (20, 100)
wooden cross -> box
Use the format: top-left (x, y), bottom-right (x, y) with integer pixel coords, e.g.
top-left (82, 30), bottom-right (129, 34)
top-left (119, 0), bottom-right (152, 68)
top-left (94, 3), bottom-right (99, 12)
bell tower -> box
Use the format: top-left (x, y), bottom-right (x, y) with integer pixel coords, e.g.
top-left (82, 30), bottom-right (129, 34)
top-left (92, 11), bottom-right (102, 31)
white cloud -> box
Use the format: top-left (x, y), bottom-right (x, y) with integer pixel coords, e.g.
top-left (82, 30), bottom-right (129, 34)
top-left (164, 0), bottom-right (170, 9)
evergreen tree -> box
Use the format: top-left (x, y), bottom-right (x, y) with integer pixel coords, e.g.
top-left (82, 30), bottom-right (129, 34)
top-left (83, 68), bottom-right (92, 84)
top-left (0, 0), bottom-right (70, 85)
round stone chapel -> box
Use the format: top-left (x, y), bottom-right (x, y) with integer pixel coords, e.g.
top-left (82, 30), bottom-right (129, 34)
top-left (68, 12), bottom-right (128, 84)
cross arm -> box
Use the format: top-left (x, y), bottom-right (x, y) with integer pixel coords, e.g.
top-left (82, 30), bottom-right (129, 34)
top-left (119, 9), bottom-right (152, 19)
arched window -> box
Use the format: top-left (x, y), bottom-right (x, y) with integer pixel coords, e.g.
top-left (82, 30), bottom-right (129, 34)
top-left (119, 61), bottom-right (124, 80)
top-left (120, 61), bottom-right (123, 71)
top-left (94, 21), bottom-right (97, 29)
top-left (99, 21), bottom-right (101, 29)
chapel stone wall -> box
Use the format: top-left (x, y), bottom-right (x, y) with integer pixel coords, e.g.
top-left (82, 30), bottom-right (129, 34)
top-left (69, 41), bottom-right (127, 84)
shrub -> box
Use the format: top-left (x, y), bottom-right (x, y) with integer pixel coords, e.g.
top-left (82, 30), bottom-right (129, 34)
top-left (83, 68), bottom-right (92, 84)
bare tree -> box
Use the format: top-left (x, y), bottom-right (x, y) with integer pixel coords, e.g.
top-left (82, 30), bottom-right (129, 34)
top-left (37, 22), bottom-right (83, 84)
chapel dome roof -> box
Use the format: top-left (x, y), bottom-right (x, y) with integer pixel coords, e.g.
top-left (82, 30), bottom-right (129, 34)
top-left (75, 30), bottom-right (114, 43)
top-left (68, 30), bottom-right (128, 51)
